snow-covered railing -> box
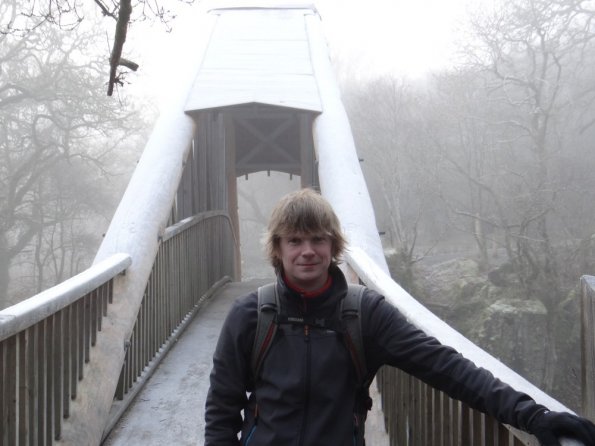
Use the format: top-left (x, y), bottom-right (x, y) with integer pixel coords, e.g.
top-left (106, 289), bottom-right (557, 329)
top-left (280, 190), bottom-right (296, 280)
top-left (345, 246), bottom-right (584, 446)
top-left (0, 253), bottom-right (131, 445)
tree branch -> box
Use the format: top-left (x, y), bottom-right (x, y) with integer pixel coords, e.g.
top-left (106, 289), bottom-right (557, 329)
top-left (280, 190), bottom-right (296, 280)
top-left (107, 0), bottom-right (133, 96)
top-left (94, 0), bottom-right (117, 19)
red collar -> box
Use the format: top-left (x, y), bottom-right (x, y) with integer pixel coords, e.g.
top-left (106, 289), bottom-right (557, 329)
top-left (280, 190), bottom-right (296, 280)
top-left (283, 274), bottom-right (333, 298)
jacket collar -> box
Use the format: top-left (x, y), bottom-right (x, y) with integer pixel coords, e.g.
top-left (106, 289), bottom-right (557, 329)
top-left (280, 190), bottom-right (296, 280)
top-left (275, 265), bottom-right (348, 315)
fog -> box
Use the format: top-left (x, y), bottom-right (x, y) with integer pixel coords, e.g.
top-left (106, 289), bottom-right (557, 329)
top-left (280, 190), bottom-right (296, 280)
top-left (2, 0), bottom-right (595, 411)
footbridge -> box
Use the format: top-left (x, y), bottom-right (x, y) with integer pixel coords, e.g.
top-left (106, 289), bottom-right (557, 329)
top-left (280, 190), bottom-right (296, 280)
top-left (1, 2), bottom-right (594, 445)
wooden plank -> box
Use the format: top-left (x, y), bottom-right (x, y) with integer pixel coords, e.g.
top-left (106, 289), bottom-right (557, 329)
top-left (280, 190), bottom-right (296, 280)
top-left (28, 325), bottom-right (37, 446)
top-left (63, 306), bottom-right (71, 418)
top-left (143, 287), bottom-right (149, 371)
top-left (156, 250), bottom-right (164, 361)
top-left (485, 415), bottom-right (495, 445)
top-left (433, 387), bottom-right (442, 446)
top-left (299, 113), bottom-right (316, 188)
top-left (6, 335), bottom-right (18, 446)
top-left (107, 277), bottom-right (114, 305)
top-left (453, 400), bottom-right (462, 446)
top-left (77, 299), bottom-right (84, 381)
top-left (425, 382), bottom-right (433, 445)
top-left (419, 379), bottom-right (427, 445)
top-left (84, 294), bottom-right (91, 363)
top-left (150, 271), bottom-right (157, 366)
top-left (412, 376), bottom-right (422, 445)
top-left (224, 112), bottom-right (240, 279)
top-left (461, 403), bottom-right (471, 445)
top-left (53, 312), bottom-right (63, 440)
top-left (91, 289), bottom-right (98, 346)
top-left (581, 275), bottom-right (595, 419)
top-left (70, 302), bottom-right (79, 398)
top-left (18, 331), bottom-right (27, 446)
top-left (442, 394), bottom-right (452, 446)
top-left (115, 357), bottom-right (125, 401)
top-left (398, 370), bottom-right (408, 446)
top-left (37, 321), bottom-right (47, 446)
top-left (472, 410), bottom-right (483, 446)
top-left (497, 420), bottom-right (509, 445)
top-left (0, 340), bottom-right (5, 446)
top-left (29, 323), bottom-right (38, 445)
top-left (194, 119), bottom-right (208, 213)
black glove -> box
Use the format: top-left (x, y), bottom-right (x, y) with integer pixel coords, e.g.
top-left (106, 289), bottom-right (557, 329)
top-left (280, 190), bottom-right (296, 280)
top-left (527, 409), bottom-right (595, 446)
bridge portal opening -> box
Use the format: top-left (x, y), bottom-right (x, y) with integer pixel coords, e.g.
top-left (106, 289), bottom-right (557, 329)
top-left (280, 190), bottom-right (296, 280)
top-left (237, 171), bottom-right (300, 280)
top-left (179, 103), bottom-right (320, 279)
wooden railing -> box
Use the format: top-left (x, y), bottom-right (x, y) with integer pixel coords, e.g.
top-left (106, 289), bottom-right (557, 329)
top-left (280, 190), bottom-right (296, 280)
top-left (376, 367), bottom-right (537, 445)
top-left (103, 210), bottom-right (236, 438)
top-left (581, 275), bottom-right (595, 421)
top-left (345, 246), bottom-right (585, 446)
top-left (0, 253), bottom-right (131, 446)
top-left (0, 210), bottom-right (236, 445)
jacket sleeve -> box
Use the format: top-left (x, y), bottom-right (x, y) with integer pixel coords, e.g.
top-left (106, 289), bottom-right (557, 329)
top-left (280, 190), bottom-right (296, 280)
top-left (205, 294), bottom-right (257, 446)
top-left (362, 290), bottom-right (545, 430)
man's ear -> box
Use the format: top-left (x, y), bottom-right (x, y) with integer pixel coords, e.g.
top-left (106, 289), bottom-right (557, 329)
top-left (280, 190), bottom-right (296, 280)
top-left (271, 246), bottom-right (282, 268)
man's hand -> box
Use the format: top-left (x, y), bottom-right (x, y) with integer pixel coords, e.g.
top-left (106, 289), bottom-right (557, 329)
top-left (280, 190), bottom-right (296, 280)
top-left (527, 410), bottom-right (595, 446)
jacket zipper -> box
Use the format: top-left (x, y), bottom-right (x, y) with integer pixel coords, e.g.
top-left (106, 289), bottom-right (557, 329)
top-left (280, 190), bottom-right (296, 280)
top-left (298, 322), bottom-right (311, 446)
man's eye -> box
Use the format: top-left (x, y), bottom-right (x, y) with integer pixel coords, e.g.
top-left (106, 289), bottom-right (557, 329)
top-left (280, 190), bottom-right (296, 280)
top-left (288, 238), bottom-right (301, 245)
top-left (312, 236), bottom-right (327, 243)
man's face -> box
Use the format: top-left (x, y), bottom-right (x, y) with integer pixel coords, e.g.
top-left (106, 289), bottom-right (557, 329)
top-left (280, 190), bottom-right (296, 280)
top-left (278, 232), bottom-right (332, 291)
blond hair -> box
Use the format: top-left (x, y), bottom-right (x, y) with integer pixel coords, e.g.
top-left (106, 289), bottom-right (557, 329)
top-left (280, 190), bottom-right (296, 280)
top-left (264, 188), bottom-right (347, 271)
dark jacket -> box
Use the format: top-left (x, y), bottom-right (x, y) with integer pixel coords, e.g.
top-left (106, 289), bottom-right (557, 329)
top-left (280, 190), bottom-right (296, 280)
top-left (204, 266), bottom-right (544, 446)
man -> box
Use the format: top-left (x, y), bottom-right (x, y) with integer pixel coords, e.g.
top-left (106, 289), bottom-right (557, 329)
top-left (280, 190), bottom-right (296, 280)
top-left (205, 188), bottom-right (595, 446)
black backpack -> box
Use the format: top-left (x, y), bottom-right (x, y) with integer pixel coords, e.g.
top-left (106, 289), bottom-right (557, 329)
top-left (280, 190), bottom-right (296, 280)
top-left (250, 282), bottom-right (373, 446)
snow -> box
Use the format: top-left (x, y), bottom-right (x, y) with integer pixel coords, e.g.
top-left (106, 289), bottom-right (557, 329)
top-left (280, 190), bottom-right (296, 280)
top-left (0, 253), bottom-right (130, 342)
top-left (184, 8), bottom-right (322, 113)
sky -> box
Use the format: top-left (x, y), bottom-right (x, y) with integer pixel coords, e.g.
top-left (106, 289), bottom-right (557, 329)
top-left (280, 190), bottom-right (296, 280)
top-left (315, 0), bottom-right (479, 80)
top-left (126, 0), bottom-right (484, 105)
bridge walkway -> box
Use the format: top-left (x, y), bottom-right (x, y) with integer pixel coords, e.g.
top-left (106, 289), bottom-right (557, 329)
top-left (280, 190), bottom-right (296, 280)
top-left (102, 280), bottom-right (389, 446)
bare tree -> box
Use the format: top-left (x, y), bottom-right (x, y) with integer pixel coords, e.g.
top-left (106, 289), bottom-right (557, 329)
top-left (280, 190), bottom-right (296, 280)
top-left (449, 0), bottom-right (595, 392)
top-left (344, 76), bottom-right (447, 290)
top-left (0, 0), bottom-right (193, 95)
top-left (464, 0), bottom-right (595, 287)
top-left (428, 69), bottom-right (513, 271)
top-left (0, 16), bottom-right (145, 307)
top-left (338, 0), bottom-right (595, 408)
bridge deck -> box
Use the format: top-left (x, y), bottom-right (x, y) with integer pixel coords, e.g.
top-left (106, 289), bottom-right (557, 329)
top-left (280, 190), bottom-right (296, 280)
top-left (103, 279), bottom-right (388, 446)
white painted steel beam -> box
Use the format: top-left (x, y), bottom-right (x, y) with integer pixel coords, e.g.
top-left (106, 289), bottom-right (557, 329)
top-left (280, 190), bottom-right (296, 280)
top-left (305, 12), bottom-right (389, 273)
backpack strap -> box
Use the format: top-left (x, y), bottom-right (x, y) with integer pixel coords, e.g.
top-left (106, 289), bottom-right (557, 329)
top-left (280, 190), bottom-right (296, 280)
top-left (341, 284), bottom-right (372, 446)
top-left (340, 284), bottom-right (369, 386)
top-left (251, 283), bottom-right (279, 380)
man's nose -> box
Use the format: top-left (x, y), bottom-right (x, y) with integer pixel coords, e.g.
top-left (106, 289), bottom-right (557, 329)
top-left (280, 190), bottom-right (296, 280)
top-left (301, 241), bottom-right (315, 255)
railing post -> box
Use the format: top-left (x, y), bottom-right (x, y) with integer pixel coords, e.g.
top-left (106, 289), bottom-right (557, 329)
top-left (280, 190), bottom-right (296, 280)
top-left (581, 275), bottom-right (595, 420)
